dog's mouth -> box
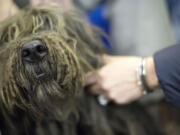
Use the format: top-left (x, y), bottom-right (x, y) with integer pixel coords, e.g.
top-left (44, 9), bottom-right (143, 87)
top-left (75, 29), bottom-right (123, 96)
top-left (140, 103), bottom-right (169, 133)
top-left (24, 60), bottom-right (52, 81)
top-left (35, 67), bottom-right (51, 80)
top-left (35, 67), bottom-right (47, 79)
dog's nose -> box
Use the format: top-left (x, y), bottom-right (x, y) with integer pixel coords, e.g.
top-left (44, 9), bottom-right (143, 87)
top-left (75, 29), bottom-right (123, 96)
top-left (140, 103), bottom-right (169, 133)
top-left (22, 40), bottom-right (47, 63)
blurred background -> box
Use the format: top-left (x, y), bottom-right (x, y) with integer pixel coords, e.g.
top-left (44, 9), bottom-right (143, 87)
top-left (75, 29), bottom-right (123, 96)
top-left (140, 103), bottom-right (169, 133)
top-left (10, 0), bottom-right (179, 55)
top-left (11, 0), bottom-right (177, 55)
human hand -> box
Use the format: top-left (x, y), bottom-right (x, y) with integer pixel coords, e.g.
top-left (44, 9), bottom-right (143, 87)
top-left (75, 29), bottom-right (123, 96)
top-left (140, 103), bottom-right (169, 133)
top-left (85, 55), bottom-right (158, 104)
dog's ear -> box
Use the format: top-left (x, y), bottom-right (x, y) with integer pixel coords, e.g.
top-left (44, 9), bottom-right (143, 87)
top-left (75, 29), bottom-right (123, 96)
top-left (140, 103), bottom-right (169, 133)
top-left (0, 15), bottom-right (22, 84)
top-left (63, 11), bottom-right (105, 53)
top-left (0, 14), bottom-right (23, 45)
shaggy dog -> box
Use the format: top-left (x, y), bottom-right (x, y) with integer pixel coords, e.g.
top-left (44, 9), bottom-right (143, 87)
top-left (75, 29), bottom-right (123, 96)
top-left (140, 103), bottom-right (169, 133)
top-left (0, 4), bottom-right (164, 135)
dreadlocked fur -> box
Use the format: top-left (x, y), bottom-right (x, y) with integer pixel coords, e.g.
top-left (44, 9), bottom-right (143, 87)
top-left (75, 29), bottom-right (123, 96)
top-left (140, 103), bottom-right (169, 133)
top-left (0, 4), bottom-right (164, 135)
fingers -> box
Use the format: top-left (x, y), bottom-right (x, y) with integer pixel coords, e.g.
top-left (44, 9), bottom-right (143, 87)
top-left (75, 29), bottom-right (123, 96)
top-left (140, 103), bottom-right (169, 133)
top-left (84, 72), bottom-right (99, 86)
top-left (84, 72), bottom-right (104, 94)
top-left (89, 83), bottom-right (104, 95)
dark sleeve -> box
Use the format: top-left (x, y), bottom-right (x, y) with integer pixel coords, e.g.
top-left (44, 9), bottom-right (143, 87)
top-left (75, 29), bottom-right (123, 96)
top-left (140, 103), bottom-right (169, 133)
top-left (154, 44), bottom-right (180, 108)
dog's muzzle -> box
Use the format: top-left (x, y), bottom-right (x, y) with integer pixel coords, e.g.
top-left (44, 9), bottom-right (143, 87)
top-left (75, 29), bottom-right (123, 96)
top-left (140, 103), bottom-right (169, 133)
top-left (21, 40), bottom-right (47, 63)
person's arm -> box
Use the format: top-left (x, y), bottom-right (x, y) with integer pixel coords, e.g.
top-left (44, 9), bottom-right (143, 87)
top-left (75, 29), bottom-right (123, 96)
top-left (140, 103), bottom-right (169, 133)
top-left (86, 45), bottom-right (180, 107)
top-left (86, 55), bottom-right (159, 104)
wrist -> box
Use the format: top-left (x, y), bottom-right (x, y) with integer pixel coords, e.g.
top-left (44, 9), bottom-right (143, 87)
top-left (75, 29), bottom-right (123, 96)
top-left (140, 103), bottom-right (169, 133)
top-left (145, 57), bottom-right (159, 90)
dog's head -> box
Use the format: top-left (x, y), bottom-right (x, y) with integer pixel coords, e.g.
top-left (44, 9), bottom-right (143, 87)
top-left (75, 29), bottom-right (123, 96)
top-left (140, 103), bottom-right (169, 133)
top-left (0, 4), bottom-right (104, 119)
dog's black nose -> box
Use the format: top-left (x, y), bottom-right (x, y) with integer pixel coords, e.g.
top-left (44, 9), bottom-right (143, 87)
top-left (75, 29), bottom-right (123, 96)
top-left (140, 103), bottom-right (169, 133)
top-left (22, 40), bottom-right (47, 63)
